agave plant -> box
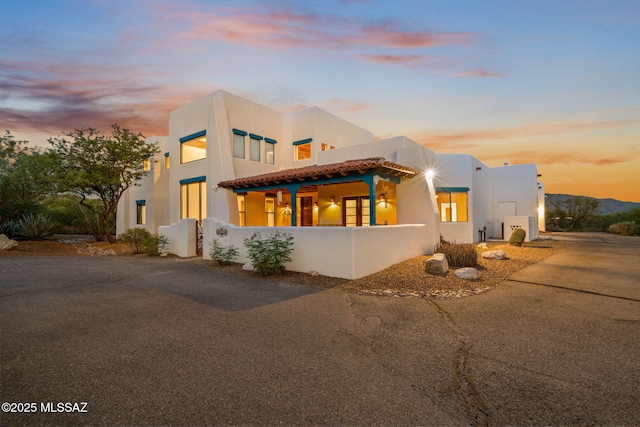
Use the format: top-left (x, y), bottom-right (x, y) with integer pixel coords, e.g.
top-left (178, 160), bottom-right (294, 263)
top-left (16, 213), bottom-right (56, 240)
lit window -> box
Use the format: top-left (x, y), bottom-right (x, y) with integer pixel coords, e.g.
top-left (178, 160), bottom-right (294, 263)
top-left (436, 188), bottom-right (469, 222)
top-left (293, 138), bottom-right (312, 161)
top-left (265, 138), bottom-right (276, 164)
top-left (136, 200), bottom-right (146, 225)
top-left (232, 129), bottom-right (246, 158)
top-left (265, 195), bottom-right (275, 226)
top-left (237, 194), bottom-right (247, 226)
top-left (180, 130), bottom-right (206, 164)
top-left (180, 177), bottom-right (206, 222)
top-left (164, 153), bottom-right (170, 170)
top-left (321, 143), bottom-right (328, 151)
top-left (142, 156), bottom-right (151, 172)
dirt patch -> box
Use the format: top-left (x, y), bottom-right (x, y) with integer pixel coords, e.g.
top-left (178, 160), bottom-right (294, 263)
top-left (0, 235), bottom-right (137, 257)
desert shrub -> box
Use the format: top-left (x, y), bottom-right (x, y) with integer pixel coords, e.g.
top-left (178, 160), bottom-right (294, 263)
top-left (609, 221), bottom-right (638, 236)
top-left (0, 220), bottom-right (19, 239)
top-left (209, 239), bottom-right (239, 265)
top-left (15, 213), bottom-right (56, 240)
top-left (435, 241), bottom-right (478, 268)
top-left (143, 234), bottom-right (169, 256)
top-left (509, 228), bottom-right (526, 246)
top-left (120, 227), bottom-right (152, 254)
top-left (244, 231), bottom-right (294, 276)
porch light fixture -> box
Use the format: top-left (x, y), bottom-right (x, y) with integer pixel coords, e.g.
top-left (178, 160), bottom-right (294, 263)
top-left (378, 193), bottom-right (388, 208)
top-left (283, 203), bottom-right (292, 216)
top-left (313, 201), bottom-right (318, 209)
top-left (425, 170), bottom-right (435, 180)
top-left (330, 197), bottom-right (336, 205)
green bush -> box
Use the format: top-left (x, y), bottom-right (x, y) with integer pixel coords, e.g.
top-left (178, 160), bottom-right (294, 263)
top-left (244, 231), bottom-right (294, 276)
top-left (609, 221), bottom-right (638, 236)
top-left (143, 234), bottom-right (169, 256)
top-left (209, 239), bottom-right (239, 265)
top-left (435, 241), bottom-right (478, 268)
top-left (509, 228), bottom-right (526, 246)
top-left (15, 213), bottom-right (56, 240)
top-left (120, 227), bottom-right (152, 254)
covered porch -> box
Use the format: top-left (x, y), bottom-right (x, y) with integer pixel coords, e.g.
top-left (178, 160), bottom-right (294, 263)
top-left (218, 158), bottom-right (419, 227)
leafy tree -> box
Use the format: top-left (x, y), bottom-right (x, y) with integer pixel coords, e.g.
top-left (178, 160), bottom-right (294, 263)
top-left (0, 131), bottom-right (57, 225)
top-left (547, 195), bottom-right (601, 231)
top-left (49, 125), bottom-right (159, 243)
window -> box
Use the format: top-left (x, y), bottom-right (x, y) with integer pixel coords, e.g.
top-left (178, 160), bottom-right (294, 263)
top-left (237, 194), bottom-right (247, 226)
top-left (293, 138), bottom-right (312, 161)
top-left (136, 200), bottom-right (146, 225)
top-left (180, 177), bottom-right (206, 222)
top-left (343, 196), bottom-right (370, 227)
top-left (265, 195), bottom-right (275, 226)
top-left (142, 155), bottom-right (151, 172)
top-left (436, 188), bottom-right (469, 222)
top-left (265, 138), bottom-right (276, 164)
top-left (180, 130), bottom-right (206, 164)
top-left (233, 129), bottom-right (246, 158)
top-left (249, 133), bottom-right (262, 162)
top-left (321, 143), bottom-right (335, 151)
top-left (164, 153), bottom-right (170, 170)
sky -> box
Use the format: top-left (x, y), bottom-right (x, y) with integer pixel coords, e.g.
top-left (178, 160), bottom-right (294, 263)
top-left (2, 0), bottom-right (639, 202)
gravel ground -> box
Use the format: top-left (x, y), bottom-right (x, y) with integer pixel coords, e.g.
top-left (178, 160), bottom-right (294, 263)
top-left (1, 234), bottom-right (570, 296)
top-left (197, 237), bottom-right (571, 296)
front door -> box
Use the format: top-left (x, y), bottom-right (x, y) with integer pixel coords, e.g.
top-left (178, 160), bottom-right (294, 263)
top-left (343, 196), bottom-right (370, 227)
top-left (300, 197), bottom-right (313, 226)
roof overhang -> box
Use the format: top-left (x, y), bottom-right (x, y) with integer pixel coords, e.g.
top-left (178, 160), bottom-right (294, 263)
top-left (217, 157), bottom-right (420, 190)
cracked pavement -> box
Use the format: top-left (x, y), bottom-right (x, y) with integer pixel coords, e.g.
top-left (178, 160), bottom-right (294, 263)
top-left (1, 232), bottom-right (639, 425)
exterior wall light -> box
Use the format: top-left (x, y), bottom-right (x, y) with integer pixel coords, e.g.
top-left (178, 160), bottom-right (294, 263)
top-left (330, 197), bottom-right (336, 205)
top-left (425, 170), bottom-right (435, 180)
top-left (283, 203), bottom-right (292, 216)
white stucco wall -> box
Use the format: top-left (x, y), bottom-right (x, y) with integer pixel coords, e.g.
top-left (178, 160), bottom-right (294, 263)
top-left (203, 218), bottom-right (433, 280)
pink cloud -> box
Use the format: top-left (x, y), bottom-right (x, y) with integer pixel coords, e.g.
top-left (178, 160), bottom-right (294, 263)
top-left (358, 23), bottom-right (476, 48)
top-left (160, 5), bottom-right (477, 54)
top-left (455, 66), bottom-right (506, 77)
top-left (0, 59), bottom-right (207, 140)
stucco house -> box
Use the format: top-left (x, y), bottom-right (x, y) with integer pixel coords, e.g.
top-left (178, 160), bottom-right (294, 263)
top-left (117, 90), bottom-right (544, 279)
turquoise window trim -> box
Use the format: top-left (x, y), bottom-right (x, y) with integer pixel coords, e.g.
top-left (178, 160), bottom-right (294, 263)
top-left (179, 130), bottom-right (206, 143)
top-left (135, 200), bottom-right (146, 205)
top-left (164, 152), bottom-right (170, 157)
top-left (264, 137), bottom-right (277, 144)
top-left (292, 138), bottom-right (312, 146)
top-left (249, 133), bottom-right (263, 140)
top-left (436, 187), bottom-right (469, 192)
top-left (232, 129), bottom-right (247, 136)
top-left (180, 176), bottom-right (206, 185)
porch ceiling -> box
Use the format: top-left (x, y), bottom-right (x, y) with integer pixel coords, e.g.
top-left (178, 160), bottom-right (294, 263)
top-left (218, 157), bottom-right (419, 189)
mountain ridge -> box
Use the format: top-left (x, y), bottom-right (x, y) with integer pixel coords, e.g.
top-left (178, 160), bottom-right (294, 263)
top-left (545, 194), bottom-right (640, 215)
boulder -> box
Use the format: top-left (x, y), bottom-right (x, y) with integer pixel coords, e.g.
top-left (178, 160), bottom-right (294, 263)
top-left (242, 262), bottom-right (254, 271)
top-left (0, 234), bottom-right (18, 251)
top-left (425, 253), bottom-right (449, 275)
top-left (477, 243), bottom-right (489, 249)
top-left (455, 267), bottom-right (478, 280)
top-left (481, 250), bottom-right (506, 260)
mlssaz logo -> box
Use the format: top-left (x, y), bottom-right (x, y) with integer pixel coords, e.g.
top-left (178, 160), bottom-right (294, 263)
top-left (40, 402), bottom-right (88, 413)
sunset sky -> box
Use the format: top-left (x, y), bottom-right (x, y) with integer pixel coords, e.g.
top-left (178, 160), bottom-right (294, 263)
top-left (2, 0), bottom-right (639, 202)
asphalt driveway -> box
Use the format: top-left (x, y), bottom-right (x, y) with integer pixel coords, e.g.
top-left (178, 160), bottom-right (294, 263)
top-left (1, 232), bottom-right (639, 425)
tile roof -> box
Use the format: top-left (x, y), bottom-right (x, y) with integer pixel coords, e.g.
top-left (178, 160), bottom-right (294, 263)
top-left (218, 157), bottom-right (420, 189)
